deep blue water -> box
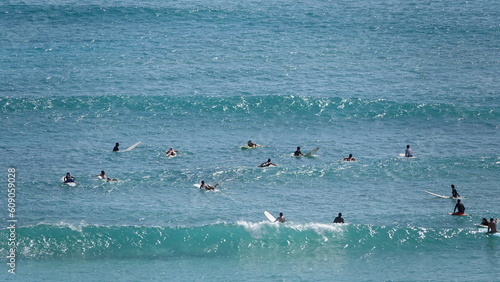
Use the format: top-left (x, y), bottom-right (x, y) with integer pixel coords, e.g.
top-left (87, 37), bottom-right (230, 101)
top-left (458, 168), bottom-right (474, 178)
top-left (1, 0), bottom-right (499, 281)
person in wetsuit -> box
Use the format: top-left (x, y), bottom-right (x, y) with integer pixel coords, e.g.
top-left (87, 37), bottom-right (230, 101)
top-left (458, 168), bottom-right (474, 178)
top-left (294, 147), bottom-right (304, 157)
top-left (333, 212), bottom-right (345, 223)
top-left (453, 199), bottom-right (465, 214)
top-left (451, 184), bottom-right (460, 198)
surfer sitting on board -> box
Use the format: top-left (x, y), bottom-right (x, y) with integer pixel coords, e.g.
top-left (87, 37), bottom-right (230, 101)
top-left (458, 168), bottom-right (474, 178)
top-left (451, 184), bottom-right (460, 198)
top-left (342, 154), bottom-right (356, 162)
top-left (294, 147), bottom-right (304, 157)
top-left (113, 142), bottom-right (120, 152)
top-left (488, 218), bottom-right (498, 233)
top-left (333, 212), bottom-right (344, 223)
top-left (200, 180), bottom-right (219, 190)
top-left (63, 172), bottom-right (75, 183)
top-left (258, 159), bottom-right (276, 167)
top-left (404, 145), bottom-right (413, 157)
top-left (453, 199), bottom-right (465, 215)
top-left (94, 170), bottom-right (117, 182)
top-left (166, 147), bottom-right (177, 156)
top-left (247, 140), bottom-right (257, 148)
top-left (275, 212), bottom-right (286, 223)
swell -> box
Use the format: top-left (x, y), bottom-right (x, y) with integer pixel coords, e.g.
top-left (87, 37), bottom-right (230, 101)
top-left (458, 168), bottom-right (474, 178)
top-left (0, 222), bottom-right (491, 260)
top-left (1, 95), bottom-right (496, 122)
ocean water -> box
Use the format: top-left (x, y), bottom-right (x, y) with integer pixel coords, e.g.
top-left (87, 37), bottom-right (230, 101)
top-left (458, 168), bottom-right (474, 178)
top-left (1, 0), bottom-right (499, 281)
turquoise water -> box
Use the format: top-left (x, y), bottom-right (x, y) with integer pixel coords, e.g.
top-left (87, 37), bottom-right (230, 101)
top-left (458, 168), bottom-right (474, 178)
top-left (1, 0), bottom-right (499, 281)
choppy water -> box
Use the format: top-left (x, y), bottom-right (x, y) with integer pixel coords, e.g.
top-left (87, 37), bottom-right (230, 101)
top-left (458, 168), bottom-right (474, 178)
top-left (1, 0), bottom-right (499, 281)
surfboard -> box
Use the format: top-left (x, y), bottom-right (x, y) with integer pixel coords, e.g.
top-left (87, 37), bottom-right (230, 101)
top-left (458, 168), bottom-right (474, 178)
top-left (424, 190), bottom-right (462, 199)
top-left (491, 233), bottom-right (500, 238)
top-left (61, 177), bottom-right (76, 187)
top-left (264, 211), bottom-right (276, 222)
top-left (241, 145), bottom-right (262, 149)
top-left (123, 141), bottom-right (141, 152)
top-left (399, 153), bottom-right (416, 158)
top-left (448, 213), bottom-right (472, 216)
top-left (476, 225), bottom-right (488, 229)
top-left (304, 147), bottom-right (320, 157)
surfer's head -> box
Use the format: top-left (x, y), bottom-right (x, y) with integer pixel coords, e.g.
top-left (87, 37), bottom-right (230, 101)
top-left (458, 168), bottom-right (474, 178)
top-left (451, 184), bottom-right (455, 189)
top-left (279, 212), bottom-right (283, 217)
top-left (457, 199), bottom-right (461, 203)
top-left (267, 159), bottom-right (271, 162)
top-left (406, 145), bottom-right (410, 149)
top-left (338, 213), bottom-right (342, 216)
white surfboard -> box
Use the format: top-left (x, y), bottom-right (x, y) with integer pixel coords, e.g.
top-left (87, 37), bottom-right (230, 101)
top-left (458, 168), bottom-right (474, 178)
top-left (264, 211), bottom-right (276, 222)
top-left (424, 190), bottom-right (462, 199)
top-left (304, 147), bottom-right (320, 157)
top-left (123, 141), bottom-right (141, 152)
top-left (61, 176), bottom-right (76, 187)
top-left (399, 153), bottom-right (416, 158)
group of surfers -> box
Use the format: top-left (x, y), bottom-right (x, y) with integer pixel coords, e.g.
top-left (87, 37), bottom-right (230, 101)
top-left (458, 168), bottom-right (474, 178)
top-left (64, 142), bottom-right (496, 233)
top-left (450, 184), bottom-right (498, 234)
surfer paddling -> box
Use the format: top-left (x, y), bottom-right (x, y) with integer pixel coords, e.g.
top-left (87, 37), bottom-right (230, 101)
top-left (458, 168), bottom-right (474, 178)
top-left (94, 170), bottom-right (117, 181)
top-left (258, 159), bottom-right (276, 167)
top-left (200, 180), bottom-right (219, 190)
top-left (166, 147), bottom-right (177, 156)
top-left (294, 147), bottom-right (304, 157)
top-left (275, 212), bottom-right (286, 223)
top-left (63, 172), bottom-right (75, 183)
top-left (452, 199), bottom-right (465, 215)
top-left (342, 154), bottom-right (356, 162)
top-left (451, 184), bottom-right (460, 198)
top-left (247, 140), bottom-right (258, 148)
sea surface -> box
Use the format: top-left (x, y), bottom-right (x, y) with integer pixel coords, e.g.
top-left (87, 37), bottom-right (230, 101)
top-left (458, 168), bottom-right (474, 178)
top-left (1, 0), bottom-right (499, 281)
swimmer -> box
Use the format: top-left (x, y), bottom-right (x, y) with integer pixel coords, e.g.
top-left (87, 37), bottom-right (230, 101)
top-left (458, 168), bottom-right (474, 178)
top-left (113, 142), bottom-right (120, 152)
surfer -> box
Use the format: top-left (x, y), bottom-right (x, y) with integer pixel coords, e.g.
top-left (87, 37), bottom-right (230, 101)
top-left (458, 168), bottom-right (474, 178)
top-left (453, 199), bottom-right (465, 214)
top-left (258, 159), bottom-right (276, 167)
top-left (451, 184), bottom-right (460, 198)
top-left (294, 147), bottom-right (304, 157)
top-left (404, 145), bottom-right (413, 157)
top-left (333, 212), bottom-right (344, 223)
top-left (166, 147), bottom-right (177, 156)
top-left (113, 142), bottom-right (120, 152)
top-left (275, 212), bottom-right (286, 223)
top-left (200, 180), bottom-right (219, 190)
top-left (247, 140), bottom-right (257, 148)
top-left (342, 154), bottom-right (356, 162)
top-left (63, 172), bottom-right (75, 183)
top-left (487, 218), bottom-right (498, 233)
top-left (94, 170), bottom-right (117, 181)
top-left (481, 218), bottom-right (489, 226)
